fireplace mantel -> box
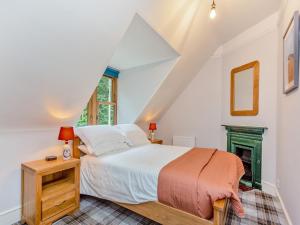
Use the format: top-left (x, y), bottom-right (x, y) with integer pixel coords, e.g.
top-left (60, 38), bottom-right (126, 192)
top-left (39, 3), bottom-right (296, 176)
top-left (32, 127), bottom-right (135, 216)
top-left (222, 125), bottom-right (267, 135)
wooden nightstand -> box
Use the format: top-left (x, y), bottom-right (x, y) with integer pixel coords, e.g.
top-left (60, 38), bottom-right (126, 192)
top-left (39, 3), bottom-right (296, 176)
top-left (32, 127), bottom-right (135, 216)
top-left (149, 139), bottom-right (163, 144)
top-left (21, 158), bottom-right (80, 225)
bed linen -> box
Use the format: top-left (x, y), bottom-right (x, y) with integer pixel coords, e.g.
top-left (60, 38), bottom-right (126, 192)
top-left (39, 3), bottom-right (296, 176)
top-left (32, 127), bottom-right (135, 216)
top-left (80, 144), bottom-right (190, 203)
top-left (158, 148), bottom-right (245, 219)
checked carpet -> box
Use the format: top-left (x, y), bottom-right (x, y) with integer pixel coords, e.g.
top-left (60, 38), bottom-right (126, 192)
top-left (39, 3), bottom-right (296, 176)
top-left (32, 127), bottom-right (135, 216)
top-left (15, 190), bottom-right (287, 225)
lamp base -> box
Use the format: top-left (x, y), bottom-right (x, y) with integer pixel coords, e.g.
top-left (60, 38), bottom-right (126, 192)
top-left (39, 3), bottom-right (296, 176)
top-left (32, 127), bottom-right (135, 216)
top-left (149, 131), bottom-right (155, 141)
top-left (63, 144), bottom-right (72, 160)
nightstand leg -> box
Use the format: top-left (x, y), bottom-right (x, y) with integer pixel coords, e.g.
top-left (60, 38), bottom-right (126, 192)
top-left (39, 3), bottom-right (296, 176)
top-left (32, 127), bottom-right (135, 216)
top-left (67, 207), bottom-right (80, 216)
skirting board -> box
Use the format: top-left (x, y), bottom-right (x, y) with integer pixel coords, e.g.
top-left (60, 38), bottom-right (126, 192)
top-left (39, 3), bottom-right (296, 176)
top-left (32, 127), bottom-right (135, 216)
top-left (0, 206), bottom-right (21, 225)
top-left (262, 180), bottom-right (277, 196)
top-left (276, 188), bottom-right (293, 225)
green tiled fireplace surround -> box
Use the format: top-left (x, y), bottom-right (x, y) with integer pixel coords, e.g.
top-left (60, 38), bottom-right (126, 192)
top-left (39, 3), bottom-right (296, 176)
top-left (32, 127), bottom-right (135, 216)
top-left (223, 125), bottom-right (267, 189)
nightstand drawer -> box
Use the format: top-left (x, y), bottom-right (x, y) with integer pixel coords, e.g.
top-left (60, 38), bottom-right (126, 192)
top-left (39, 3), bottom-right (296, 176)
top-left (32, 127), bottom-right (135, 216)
top-left (42, 190), bottom-right (76, 221)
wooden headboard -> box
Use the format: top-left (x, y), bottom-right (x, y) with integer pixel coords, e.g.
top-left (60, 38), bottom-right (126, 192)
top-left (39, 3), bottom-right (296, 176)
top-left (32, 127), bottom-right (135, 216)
top-left (72, 136), bottom-right (81, 159)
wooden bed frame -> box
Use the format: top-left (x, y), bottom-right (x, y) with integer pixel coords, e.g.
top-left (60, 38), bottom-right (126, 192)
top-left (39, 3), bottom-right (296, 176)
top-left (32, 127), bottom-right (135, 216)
top-left (73, 137), bottom-right (228, 225)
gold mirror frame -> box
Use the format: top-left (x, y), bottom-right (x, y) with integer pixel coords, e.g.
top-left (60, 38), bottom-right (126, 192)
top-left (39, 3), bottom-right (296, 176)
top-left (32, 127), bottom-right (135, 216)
top-left (230, 60), bottom-right (259, 116)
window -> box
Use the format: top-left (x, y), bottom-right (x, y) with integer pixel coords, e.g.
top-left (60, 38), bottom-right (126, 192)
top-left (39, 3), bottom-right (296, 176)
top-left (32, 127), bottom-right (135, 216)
top-left (76, 70), bottom-right (118, 126)
top-left (96, 76), bottom-right (117, 125)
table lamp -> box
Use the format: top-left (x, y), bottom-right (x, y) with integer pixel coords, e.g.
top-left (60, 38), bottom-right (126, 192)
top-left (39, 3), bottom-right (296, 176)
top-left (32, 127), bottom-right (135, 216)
top-left (58, 126), bottom-right (74, 160)
top-left (148, 122), bottom-right (157, 141)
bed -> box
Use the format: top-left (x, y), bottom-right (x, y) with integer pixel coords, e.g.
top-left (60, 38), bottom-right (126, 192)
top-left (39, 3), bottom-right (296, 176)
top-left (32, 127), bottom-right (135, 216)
top-left (72, 124), bottom-right (244, 225)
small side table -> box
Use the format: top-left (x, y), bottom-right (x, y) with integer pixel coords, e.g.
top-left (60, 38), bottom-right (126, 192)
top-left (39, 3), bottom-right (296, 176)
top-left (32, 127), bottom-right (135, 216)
top-left (21, 158), bottom-right (80, 225)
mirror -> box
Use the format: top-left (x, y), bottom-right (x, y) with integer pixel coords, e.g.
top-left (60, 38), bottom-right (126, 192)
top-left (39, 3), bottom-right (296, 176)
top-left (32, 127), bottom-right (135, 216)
top-left (230, 61), bottom-right (259, 116)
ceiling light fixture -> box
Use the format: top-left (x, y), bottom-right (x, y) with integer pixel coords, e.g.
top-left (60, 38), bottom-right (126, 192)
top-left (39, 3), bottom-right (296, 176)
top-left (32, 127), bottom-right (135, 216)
top-left (210, 0), bottom-right (216, 19)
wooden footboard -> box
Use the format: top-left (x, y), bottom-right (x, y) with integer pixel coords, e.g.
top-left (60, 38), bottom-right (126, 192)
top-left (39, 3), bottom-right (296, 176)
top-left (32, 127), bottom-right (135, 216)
top-left (115, 198), bottom-right (228, 225)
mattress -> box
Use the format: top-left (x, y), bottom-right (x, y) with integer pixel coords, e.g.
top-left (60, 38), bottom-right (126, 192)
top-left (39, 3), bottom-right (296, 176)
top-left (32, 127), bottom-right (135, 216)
top-left (80, 144), bottom-right (190, 203)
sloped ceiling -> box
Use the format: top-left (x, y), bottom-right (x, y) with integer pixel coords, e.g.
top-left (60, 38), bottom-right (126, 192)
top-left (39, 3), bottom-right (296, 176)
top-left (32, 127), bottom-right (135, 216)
top-left (0, 0), bottom-right (281, 130)
top-left (211, 0), bottom-right (282, 42)
top-left (114, 15), bottom-right (180, 124)
top-left (109, 14), bottom-right (179, 70)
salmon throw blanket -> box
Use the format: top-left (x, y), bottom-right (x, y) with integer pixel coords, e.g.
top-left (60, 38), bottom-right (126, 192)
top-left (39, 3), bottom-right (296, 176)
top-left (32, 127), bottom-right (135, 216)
top-left (157, 148), bottom-right (245, 219)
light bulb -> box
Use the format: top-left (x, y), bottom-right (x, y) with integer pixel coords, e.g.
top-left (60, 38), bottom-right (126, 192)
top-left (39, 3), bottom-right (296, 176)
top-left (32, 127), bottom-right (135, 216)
top-left (210, 7), bottom-right (216, 19)
top-left (210, 0), bottom-right (216, 19)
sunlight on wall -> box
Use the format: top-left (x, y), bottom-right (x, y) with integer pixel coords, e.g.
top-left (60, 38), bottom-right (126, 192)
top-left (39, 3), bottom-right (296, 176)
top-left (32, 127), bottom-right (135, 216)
top-left (144, 113), bottom-right (155, 123)
top-left (45, 98), bottom-right (81, 123)
top-left (160, 0), bottom-right (201, 51)
top-left (142, 109), bottom-right (163, 123)
top-left (47, 108), bottom-right (75, 120)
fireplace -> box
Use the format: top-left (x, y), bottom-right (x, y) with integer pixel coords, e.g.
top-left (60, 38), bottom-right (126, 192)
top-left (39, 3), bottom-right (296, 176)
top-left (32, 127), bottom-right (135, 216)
top-left (223, 125), bottom-right (267, 189)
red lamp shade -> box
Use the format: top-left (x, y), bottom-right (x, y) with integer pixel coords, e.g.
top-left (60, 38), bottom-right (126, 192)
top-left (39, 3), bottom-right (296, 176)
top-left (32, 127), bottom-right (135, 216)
top-left (58, 127), bottom-right (74, 143)
top-left (149, 122), bottom-right (157, 131)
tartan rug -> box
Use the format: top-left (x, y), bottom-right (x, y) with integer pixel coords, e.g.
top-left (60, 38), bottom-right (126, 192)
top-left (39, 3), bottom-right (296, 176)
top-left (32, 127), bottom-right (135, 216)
top-left (15, 190), bottom-right (287, 225)
top-left (226, 190), bottom-right (287, 225)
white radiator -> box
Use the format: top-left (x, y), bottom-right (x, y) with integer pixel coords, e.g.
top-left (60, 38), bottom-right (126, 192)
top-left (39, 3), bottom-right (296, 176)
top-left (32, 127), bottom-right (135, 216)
top-left (172, 136), bottom-right (196, 147)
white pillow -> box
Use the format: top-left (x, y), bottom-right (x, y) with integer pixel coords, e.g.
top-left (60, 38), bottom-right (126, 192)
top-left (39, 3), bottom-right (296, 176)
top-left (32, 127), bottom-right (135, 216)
top-left (115, 124), bottom-right (150, 147)
top-left (75, 125), bottom-right (130, 156)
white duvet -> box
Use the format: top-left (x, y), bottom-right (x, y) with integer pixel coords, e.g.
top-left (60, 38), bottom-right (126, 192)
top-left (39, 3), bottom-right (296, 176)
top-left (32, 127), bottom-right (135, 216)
top-left (80, 144), bottom-right (190, 203)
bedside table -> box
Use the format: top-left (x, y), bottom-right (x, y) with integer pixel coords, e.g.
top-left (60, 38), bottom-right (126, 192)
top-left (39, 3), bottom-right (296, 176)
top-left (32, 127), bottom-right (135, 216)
top-left (21, 158), bottom-right (80, 225)
top-left (149, 139), bottom-right (163, 144)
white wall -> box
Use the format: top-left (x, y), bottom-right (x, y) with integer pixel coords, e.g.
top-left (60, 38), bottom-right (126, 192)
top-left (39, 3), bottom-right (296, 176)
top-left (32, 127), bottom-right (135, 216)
top-left (118, 59), bottom-right (178, 124)
top-left (276, 0), bottom-right (300, 224)
top-left (0, 129), bottom-right (62, 224)
top-left (221, 29), bottom-right (279, 186)
top-left (157, 57), bottom-right (223, 148)
top-left (158, 14), bottom-right (279, 191)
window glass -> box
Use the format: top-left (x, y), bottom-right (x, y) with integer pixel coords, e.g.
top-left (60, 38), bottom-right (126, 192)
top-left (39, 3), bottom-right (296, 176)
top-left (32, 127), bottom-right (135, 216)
top-left (97, 104), bottom-right (115, 125)
top-left (97, 76), bottom-right (113, 102)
